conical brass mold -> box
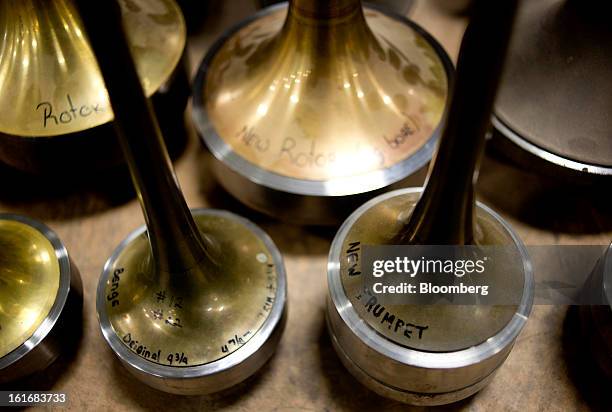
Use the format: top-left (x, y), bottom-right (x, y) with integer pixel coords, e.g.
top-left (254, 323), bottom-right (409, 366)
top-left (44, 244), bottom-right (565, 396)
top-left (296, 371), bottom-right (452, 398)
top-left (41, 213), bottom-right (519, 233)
top-left (492, 0), bottom-right (612, 179)
top-left (0, 214), bottom-right (82, 383)
top-left (0, 0), bottom-right (188, 173)
top-left (193, 0), bottom-right (453, 225)
top-left (326, 0), bottom-right (532, 404)
top-left (326, 188), bottom-right (533, 405)
top-left (97, 209), bottom-right (287, 394)
top-left (77, 0), bottom-right (287, 395)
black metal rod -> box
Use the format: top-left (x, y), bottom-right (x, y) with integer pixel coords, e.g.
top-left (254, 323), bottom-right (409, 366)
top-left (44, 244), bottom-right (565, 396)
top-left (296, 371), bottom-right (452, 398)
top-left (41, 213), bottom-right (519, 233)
top-left (397, 0), bottom-right (519, 245)
top-left (74, 0), bottom-right (210, 274)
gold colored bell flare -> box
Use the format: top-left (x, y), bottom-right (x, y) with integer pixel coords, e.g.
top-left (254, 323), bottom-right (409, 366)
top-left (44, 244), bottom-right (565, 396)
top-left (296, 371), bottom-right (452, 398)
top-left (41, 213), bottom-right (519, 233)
top-left (97, 209), bottom-right (287, 394)
top-left (0, 214), bottom-right (82, 384)
top-left (75, 0), bottom-right (288, 394)
top-left (193, 0), bottom-right (453, 225)
top-left (0, 0), bottom-right (188, 173)
top-left (327, 0), bottom-right (533, 404)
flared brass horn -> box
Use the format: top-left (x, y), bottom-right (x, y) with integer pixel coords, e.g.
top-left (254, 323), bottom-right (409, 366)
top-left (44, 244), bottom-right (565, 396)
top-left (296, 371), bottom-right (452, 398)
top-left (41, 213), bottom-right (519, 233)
top-left (193, 0), bottom-right (453, 225)
top-left (0, 0), bottom-right (187, 173)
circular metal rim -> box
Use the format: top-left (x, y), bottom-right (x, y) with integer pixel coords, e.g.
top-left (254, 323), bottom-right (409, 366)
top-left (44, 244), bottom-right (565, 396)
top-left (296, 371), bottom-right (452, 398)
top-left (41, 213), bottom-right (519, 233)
top-left (192, 2), bottom-right (455, 197)
top-left (491, 115), bottom-right (612, 177)
top-left (327, 187), bottom-right (534, 370)
top-left (326, 310), bottom-right (503, 406)
top-left (0, 214), bottom-right (72, 371)
top-left (96, 208), bottom-right (287, 382)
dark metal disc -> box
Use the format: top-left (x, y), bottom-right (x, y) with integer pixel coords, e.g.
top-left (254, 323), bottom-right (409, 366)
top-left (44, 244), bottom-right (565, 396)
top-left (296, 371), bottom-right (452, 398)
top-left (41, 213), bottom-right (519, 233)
top-left (493, 0), bottom-right (612, 176)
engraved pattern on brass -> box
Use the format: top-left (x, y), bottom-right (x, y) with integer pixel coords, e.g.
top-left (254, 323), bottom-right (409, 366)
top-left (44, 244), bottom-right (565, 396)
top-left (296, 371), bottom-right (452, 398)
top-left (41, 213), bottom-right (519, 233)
top-left (0, 220), bottom-right (60, 358)
top-left (104, 214), bottom-right (279, 367)
top-left (0, 0), bottom-right (185, 137)
top-left (339, 192), bottom-right (521, 352)
top-left (202, 5), bottom-right (448, 180)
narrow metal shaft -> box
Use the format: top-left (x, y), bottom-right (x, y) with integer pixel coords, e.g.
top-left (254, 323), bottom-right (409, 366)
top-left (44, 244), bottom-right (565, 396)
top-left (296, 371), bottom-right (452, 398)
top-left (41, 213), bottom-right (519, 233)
top-left (397, 0), bottom-right (518, 245)
top-left (74, 0), bottom-right (210, 274)
top-left (289, 0), bottom-right (362, 19)
top-left (281, 0), bottom-right (371, 66)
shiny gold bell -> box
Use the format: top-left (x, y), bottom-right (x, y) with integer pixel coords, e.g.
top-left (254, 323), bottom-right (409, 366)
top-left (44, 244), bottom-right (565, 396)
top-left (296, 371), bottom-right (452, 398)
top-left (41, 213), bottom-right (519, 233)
top-left (193, 0), bottom-right (453, 224)
top-left (0, 214), bottom-right (82, 383)
top-left (0, 0), bottom-right (187, 174)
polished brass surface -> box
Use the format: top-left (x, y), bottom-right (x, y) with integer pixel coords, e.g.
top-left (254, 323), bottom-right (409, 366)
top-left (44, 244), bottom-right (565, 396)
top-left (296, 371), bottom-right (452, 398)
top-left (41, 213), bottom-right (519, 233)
top-left (0, 0), bottom-right (185, 138)
top-left (78, 0), bottom-right (285, 392)
top-left (0, 219), bottom-right (60, 359)
top-left (339, 191), bottom-right (521, 352)
top-left (103, 212), bottom-right (279, 366)
top-left (201, 0), bottom-right (448, 181)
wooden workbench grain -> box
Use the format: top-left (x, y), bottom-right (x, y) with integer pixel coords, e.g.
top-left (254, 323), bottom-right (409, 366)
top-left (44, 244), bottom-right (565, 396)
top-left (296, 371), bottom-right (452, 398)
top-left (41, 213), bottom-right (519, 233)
top-left (1, 1), bottom-right (610, 410)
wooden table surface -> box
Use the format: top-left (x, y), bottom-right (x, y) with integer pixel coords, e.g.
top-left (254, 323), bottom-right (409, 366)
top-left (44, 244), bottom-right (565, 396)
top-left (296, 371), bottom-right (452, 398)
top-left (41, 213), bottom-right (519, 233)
top-left (1, 1), bottom-right (611, 410)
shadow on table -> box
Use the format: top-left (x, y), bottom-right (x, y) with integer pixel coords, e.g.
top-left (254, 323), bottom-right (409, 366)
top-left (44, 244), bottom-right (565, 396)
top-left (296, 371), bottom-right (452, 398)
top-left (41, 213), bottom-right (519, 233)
top-left (562, 306), bottom-right (612, 411)
top-left (0, 161), bottom-right (137, 220)
top-left (179, 0), bottom-right (227, 36)
top-left (477, 154), bottom-right (612, 235)
top-left (0, 114), bottom-right (189, 221)
top-left (196, 150), bottom-right (336, 256)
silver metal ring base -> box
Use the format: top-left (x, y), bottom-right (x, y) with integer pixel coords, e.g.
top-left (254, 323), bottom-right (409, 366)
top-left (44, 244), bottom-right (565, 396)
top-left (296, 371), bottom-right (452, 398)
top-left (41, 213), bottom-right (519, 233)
top-left (326, 302), bottom-right (504, 406)
top-left (96, 208), bottom-right (288, 395)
